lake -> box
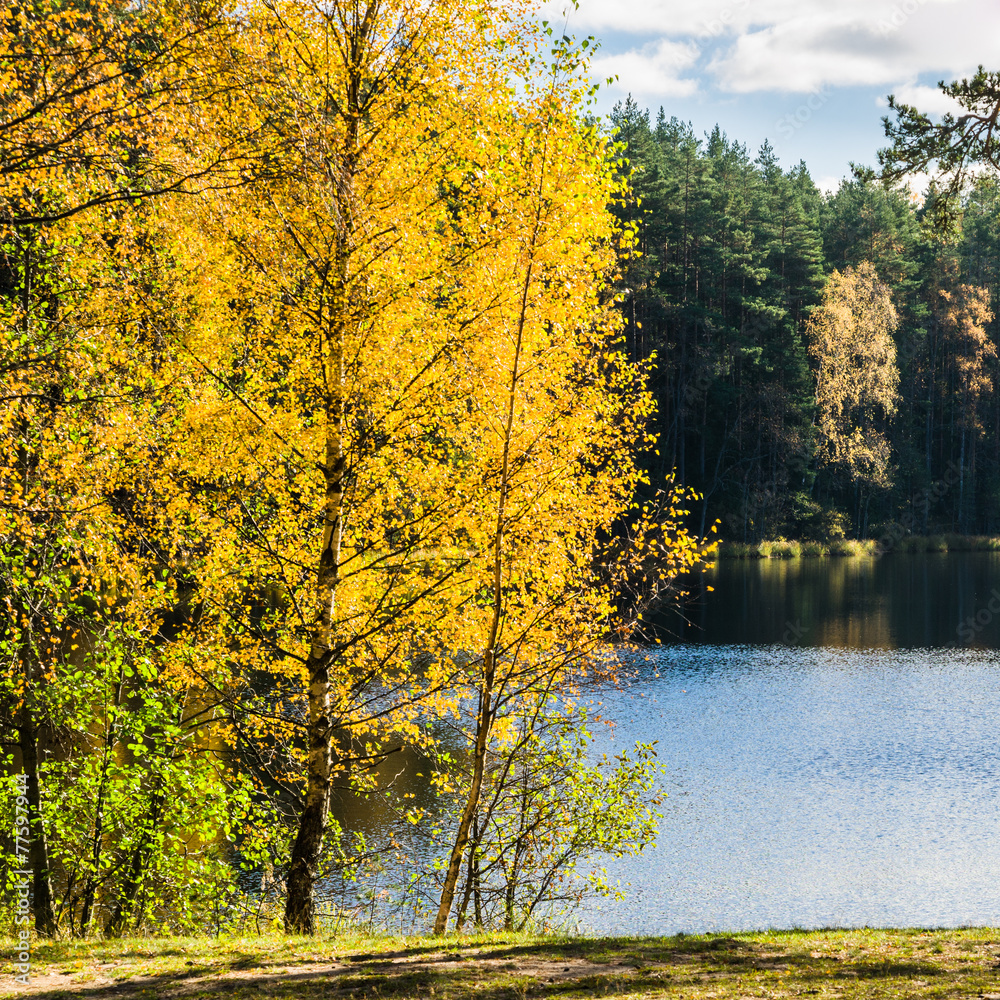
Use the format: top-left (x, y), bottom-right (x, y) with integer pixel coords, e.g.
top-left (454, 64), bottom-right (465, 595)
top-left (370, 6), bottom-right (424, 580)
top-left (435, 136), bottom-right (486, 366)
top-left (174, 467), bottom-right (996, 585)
top-left (664, 551), bottom-right (1000, 648)
top-left (579, 552), bottom-right (1000, 934)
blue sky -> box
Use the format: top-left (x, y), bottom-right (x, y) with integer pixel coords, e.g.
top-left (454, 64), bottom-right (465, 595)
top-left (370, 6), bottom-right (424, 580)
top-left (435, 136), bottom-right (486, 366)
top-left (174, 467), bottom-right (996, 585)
top-left (543, 0), bottom-right (1000, 192)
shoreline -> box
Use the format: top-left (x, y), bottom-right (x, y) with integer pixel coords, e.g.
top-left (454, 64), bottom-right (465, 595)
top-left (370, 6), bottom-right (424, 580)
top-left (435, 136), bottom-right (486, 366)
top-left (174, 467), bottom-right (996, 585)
top-left (718, 533), bottom-right (1000, 559)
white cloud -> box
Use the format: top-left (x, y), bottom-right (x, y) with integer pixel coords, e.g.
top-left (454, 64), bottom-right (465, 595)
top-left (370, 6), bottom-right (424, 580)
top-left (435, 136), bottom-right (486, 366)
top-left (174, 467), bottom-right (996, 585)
top-left (544, 0), bottom-right (1000, 95)
top-left (887, 83), bottom-right (967, 117)
top-left (541, 0), bottom-right (710, 35)
top-left (711, 16), bottom-right (898, 92)
top-left (544, 0), bottom-right (806, 37)
top-left (590, 39), bottom-right (701, 97)
top-left (814, 175), bottom-right (845, 195)
top-left (709, 1), bottom-right (989, 94)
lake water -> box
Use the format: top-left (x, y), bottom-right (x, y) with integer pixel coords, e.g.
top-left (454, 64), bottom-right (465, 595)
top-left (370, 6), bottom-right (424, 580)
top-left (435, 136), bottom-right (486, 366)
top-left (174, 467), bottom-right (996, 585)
top-left (580, 553), bottom-right (1000, 934)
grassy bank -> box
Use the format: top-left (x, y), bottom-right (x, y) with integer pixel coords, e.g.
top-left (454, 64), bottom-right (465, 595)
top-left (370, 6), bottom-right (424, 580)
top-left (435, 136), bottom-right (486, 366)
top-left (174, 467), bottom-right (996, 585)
top-left (3, 927), bottom-right (999, 1000)
top-left (718, 534), bottom-right (1000, 559)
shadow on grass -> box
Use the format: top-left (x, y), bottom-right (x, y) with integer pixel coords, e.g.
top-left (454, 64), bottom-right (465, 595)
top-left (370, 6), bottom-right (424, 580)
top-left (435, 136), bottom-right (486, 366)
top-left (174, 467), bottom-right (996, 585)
top-left (8, 933), bottom-right (984, 1000)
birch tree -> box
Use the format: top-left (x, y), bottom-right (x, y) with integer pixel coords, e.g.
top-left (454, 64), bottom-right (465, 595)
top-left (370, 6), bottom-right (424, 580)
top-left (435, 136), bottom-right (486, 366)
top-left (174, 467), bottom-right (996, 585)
top-left (425, 35), bottom-right (713, 932)
top-left (0, 0), bottom-right (700, 937)
top-left (0, 0), bottom-right (239, 227)
top-left (807, 261), bottom-right (900, 493)
top-left (136, 0), bottom-right (649, 935)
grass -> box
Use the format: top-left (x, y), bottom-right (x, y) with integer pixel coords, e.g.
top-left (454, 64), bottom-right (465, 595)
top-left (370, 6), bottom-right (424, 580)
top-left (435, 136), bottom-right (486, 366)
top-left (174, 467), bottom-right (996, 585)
top-left (718, 539), bottom-right (878, 559)
top-left (760, 539), bottom-right (801, 559)
top-left (3, 927), bottom-right (999, 1000)
top-left (800, 540), bottom-right (829, 557)
top-left (827, 539), bottom-right (878, 557)
top-left (939, 534), bottom-right (1000, 551)
top-left (881, 534), bottom-right (1000, 554)
top-left (717, 541), bottom-right (757, 559)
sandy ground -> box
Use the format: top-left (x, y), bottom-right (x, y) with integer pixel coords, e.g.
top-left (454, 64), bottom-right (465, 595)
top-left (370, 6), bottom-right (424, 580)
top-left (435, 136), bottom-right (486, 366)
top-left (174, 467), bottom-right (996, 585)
top-left (4, 947), bottom-right (625, 998)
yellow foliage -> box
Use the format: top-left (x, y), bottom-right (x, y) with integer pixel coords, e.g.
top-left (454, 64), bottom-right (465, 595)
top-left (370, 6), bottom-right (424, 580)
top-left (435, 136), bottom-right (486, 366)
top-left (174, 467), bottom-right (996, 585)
top-left (807, 261), bottom-right (900, 490)
top-left (932, 258), bottom-right (995, 434)
top-left (0, 0), bottom-right (712, 935)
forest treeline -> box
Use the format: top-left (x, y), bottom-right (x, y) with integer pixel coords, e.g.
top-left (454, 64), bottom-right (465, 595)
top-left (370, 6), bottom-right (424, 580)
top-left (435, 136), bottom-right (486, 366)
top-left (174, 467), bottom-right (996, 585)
top-left (610, 97), bottom-right (1000, 541)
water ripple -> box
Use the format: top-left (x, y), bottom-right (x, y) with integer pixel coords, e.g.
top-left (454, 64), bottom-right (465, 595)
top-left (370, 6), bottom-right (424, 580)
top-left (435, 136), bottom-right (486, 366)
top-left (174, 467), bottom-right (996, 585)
top-left (582, 644), bottom-right (1000, 934)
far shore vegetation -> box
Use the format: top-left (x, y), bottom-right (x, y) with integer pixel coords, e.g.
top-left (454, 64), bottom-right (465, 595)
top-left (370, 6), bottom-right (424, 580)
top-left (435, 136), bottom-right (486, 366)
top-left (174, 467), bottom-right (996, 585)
top-left (717, 533), bottom-right (1000, 558)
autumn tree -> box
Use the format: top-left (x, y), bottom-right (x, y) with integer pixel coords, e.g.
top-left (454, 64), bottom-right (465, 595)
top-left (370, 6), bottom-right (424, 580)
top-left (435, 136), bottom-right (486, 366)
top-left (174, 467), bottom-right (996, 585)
top-left (0, 0), bottom-right (670, 938)
top-left (0, 206), bottom-right (146, 936)
top-left (0, 0), bottom-right (707, 940)
top-left (931, 260), bottom-right (995, 528)
top-left (100, 0), bottom-right (663, 937)
top-left (0, 0), bottom-right (282, 936)
top-left (807, 261), bottom-right (900, 530)
top-left (430, 477), bottom-right (704, 934)
top-left (425, 47), bottom-right (719, 931)
top-left (0, 0), bottom-right (242, 227)
top-left (0, 167), bottom-right (264, 935)
top-left (212, 0), bottom-right (537, 937)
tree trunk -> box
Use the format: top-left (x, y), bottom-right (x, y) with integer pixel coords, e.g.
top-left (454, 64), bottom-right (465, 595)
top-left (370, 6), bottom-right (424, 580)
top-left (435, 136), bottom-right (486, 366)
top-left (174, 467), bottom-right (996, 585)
top-left (80, 726), bottom-right (115, 936)
top-left (283, 768), bottom-right (329, 934)
top-left (432, 658), bottom-right (494, 934)
top-left (19, 703), bottom-right (56, 937)
top-left (283, 337), bottom-right (345, 935)
top-left (454, 816), bottom-right (481, 932)
top-left (105, 790), bottom-right (163, 937)
top-left (281, 5), bottom-right (372, 929)
top-left (433, 225), bottom-right (537, 936)
top-left (503, 766), bottom-right (531, 931)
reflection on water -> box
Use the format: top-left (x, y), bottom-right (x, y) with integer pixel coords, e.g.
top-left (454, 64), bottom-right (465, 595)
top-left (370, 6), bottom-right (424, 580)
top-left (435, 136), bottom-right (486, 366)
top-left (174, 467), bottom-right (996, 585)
top-left (667, 552), bottom-right (1000, 648)
top-left (581, 643), bottom-right (1000, 934)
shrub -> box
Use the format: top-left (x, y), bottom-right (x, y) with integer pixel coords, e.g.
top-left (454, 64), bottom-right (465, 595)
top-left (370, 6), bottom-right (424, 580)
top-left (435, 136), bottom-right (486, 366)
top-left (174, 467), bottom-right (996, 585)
top-left (718, 541), bottom-right (753, 559)
top-left (800, 540), bottom-right (829, 557)
top-left (828, 539), bottom-right (871, 557)
top-left (770, 539), bottom-right (801, 559)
